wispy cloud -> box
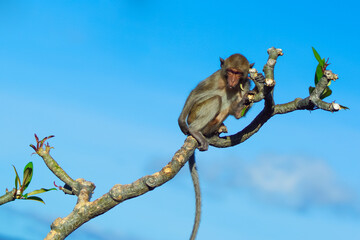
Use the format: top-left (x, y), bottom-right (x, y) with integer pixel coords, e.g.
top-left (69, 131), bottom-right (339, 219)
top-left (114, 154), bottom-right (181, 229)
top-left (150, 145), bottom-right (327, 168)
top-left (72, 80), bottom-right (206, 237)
top-left (202, 154), bottom-right (359, 213)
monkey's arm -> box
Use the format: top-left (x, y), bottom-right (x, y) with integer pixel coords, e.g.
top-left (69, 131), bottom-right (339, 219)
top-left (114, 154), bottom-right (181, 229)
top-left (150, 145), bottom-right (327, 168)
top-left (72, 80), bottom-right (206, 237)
top-left (232, 92), bottom-right (255, 119)
top-left (231, 74), bottom-right (266, 119)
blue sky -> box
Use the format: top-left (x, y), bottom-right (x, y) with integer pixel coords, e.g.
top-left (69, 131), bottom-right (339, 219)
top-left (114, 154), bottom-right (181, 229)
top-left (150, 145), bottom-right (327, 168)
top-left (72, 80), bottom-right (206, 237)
top-left (0, 1), bottom-right (359, 239)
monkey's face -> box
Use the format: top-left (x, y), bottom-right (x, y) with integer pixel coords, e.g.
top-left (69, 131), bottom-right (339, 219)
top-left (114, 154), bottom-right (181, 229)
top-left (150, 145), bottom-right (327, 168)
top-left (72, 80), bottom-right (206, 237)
top-left (226, 68), bottom-right (245, 88)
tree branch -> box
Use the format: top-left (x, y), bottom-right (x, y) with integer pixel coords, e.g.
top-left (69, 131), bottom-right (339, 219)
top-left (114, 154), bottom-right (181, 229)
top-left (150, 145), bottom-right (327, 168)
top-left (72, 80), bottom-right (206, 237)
top-left (274, 70), bottom-right (340, 114)
top-left (0, 189), bottom-right (16, 205)
top-left (30, 134), bottom-right (79, 195)
top-left (209, 47), bottom-right (282, 148)
top-left (21, 46), bottom-right (345, 239)
top-left (209, 48), bottom-right (343, 148)
top-left (39, 136), bottom-right (197, 239)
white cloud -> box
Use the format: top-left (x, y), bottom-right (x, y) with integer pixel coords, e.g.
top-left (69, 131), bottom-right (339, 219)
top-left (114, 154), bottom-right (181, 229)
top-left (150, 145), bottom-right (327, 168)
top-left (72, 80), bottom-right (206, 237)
top-left (202, 154), bottom-right (358, 212)
top-left (241, 155), bottom-right (355, 209)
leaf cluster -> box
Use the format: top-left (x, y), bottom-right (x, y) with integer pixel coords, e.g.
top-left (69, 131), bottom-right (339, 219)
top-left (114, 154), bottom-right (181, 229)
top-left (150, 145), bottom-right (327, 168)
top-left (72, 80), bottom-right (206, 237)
top-left (13, 162), bottom-right (56, 204)
top-left (309, 47), bottom-right (332, 99)
top-left (309, 47), bottom-right (348, 110)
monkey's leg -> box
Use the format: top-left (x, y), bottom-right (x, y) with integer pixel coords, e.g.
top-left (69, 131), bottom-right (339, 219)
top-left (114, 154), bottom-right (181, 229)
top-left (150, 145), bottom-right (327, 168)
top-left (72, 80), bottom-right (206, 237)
top-left (179, 92), bottom-right (199, 135)
top-left (188, 96), bottom-right (221, 151)
top-left (179, 119), bottom-right (190, 135)
top-left (188, 154), bottom-right (201, 240)
top-left (188, 130), bottom-right (208, 151)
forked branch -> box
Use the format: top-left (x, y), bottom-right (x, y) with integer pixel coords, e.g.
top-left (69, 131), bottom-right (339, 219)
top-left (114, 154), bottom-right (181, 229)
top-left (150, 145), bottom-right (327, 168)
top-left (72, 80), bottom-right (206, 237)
top-left (24, 47), bottom-right (344, 239)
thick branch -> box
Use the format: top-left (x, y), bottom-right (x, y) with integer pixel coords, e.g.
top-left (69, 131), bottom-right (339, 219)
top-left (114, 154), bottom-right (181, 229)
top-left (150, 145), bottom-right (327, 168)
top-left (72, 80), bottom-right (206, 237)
top-left (30, 47), bottom-right (344, 240)
top-left (44, 137), bottom-right (197, 240)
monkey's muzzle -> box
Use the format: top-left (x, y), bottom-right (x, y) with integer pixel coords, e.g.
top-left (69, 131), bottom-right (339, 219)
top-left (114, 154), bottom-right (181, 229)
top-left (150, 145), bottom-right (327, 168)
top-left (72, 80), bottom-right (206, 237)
top-left (227, 75), bottom-right (240, 88)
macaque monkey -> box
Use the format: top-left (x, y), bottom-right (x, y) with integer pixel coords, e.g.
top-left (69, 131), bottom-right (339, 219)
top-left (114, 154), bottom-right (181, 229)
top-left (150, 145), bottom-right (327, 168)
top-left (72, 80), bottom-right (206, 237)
top-left (178, 54), bottom-right (253, 240)
top-left (179, 53), bottom-right (252, 151)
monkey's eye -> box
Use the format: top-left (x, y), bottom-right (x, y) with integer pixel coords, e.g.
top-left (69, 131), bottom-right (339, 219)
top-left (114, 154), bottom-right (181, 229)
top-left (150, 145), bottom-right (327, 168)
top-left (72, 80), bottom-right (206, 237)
top-left (235, 72), bottom-right (243, 78)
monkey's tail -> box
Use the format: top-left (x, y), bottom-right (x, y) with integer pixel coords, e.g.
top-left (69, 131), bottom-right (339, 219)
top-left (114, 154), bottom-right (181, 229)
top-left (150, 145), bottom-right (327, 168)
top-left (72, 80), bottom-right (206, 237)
top-left (189, 153), bottom-right (201, 240)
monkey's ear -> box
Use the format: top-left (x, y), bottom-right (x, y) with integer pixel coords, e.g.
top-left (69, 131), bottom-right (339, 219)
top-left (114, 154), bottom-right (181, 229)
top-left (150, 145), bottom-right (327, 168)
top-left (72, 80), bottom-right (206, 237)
top-left (250, 63), bottom-right (255, 68)
top-left (220, 57), bottom-right (225, 67)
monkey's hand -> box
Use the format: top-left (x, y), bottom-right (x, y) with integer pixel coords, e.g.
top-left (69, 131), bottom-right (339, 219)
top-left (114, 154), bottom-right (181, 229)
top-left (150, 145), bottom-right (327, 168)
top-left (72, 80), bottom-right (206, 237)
top-left (254, 74), bottom-right (266, 83)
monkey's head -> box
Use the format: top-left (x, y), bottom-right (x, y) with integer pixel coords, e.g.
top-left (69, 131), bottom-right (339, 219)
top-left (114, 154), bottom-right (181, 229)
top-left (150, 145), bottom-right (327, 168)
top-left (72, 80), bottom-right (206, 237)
top-left (220, 54), bottom-right (252, 89)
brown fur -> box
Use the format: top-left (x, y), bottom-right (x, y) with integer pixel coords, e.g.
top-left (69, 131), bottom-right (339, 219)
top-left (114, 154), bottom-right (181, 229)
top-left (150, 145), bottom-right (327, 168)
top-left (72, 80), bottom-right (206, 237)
top-left (179, 53), bottom-right (251, 151)
top-left (179, 53), bottom-right (252, 240)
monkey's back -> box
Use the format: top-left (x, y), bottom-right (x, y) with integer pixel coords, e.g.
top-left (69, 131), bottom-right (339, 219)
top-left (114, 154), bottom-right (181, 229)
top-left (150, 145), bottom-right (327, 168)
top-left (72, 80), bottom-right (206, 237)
top-left (187, 71), bottom-right (244, 135)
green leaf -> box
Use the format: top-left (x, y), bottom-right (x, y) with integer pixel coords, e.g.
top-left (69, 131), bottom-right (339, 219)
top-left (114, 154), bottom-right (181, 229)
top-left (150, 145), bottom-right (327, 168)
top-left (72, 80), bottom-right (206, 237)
top-left (340, 104), bottom-right (349, 110)
top-left (320, 86), bottom-right (332, 99)
top-left (22, 162), bottom-right (33, 191)
top-left (27, 188), bottom-right (57, 197)
top-left (25, 196), bottom-right (45, 204)
top-left (239, 83), bottom-right (244, 91)
top-left (321, 58), bottom-right (326, 67)
top-left (241, 107), bottom-right (247, 117)
top-left (312, 48), bottom-right (327, 86)
top-left (309, 86), bottom-right (315, 95)
top-left (12, 165), bottom-right (21, 190)
top-left (312, 47), bottom-right (322, 65)
top-left (238, 105), bottom-right (251, 118)
top-left (315, 64), bottom-right (323, 85)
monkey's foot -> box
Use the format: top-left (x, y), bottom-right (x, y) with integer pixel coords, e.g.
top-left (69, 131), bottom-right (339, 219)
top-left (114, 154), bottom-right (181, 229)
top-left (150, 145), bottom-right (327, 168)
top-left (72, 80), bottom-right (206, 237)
top-left (217, 124), bottom-right (228, 135)
top-left (197, 142), bottom-right (209, 151)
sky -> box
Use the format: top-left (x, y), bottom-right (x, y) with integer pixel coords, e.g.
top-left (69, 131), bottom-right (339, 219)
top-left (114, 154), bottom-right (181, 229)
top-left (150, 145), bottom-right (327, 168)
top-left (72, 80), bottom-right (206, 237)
top-left (0, 1), bottom-right (359, 239)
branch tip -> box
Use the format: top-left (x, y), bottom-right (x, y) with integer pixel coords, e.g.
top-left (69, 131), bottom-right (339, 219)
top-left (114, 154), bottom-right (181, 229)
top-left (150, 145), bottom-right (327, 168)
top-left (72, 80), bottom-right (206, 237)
top-left (267, 47), bottom-right (283, 56)
top-left (331, 102), bottom-right (341, 112)
top-left (265, 78), bottom-right (276, 87)
top-left (31, 134), bottom-right (55, 155)
top-left (324, 70), bottom-right (338, 81)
